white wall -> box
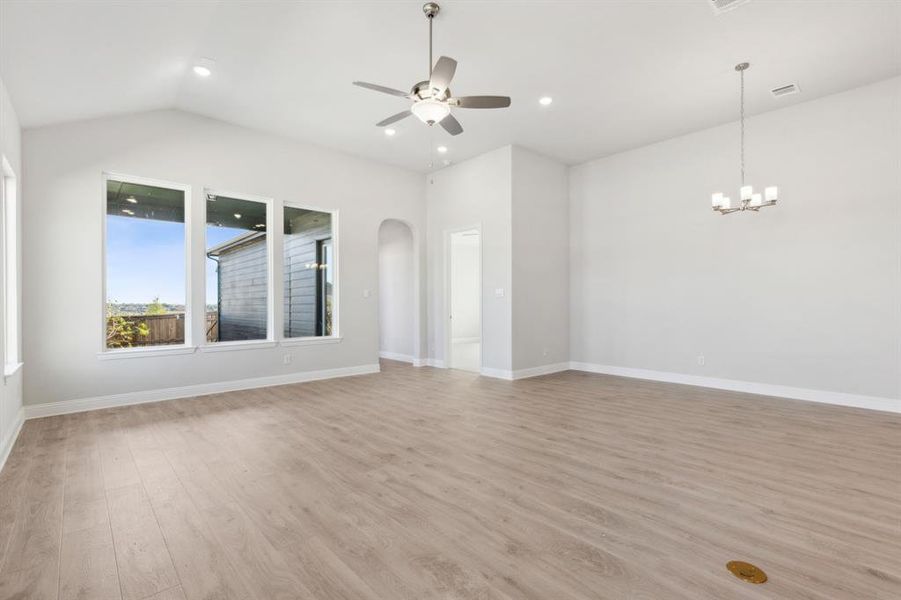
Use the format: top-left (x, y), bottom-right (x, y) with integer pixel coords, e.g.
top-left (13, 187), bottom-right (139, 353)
top-left (426, 146), bottom-right (512, 373)
top-left (378, 219), bottom-right (415, 360)
top-left (570, 77), bottom-right (901, 406)
top-left (511, 147), bottom-right (569, 373)
top-left (450, 232), bottom-right (480, 342)
top-left (0, 76), bottom-right (23, 465)
top-left (23, 109), bottom-right (425, 409)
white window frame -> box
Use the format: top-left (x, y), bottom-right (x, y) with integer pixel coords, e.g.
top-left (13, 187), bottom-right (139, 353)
top-left (200, 188), bottom-right (276, 352)
top-left (280, 202), bottom-right (340, 345)
top-left (1, 156), bottom-right (21, 377)
top-left (100, 172), bottom-right (193, 358)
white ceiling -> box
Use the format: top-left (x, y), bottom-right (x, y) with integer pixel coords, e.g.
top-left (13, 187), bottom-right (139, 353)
top-left (2, 1), bottom-right (899, 172)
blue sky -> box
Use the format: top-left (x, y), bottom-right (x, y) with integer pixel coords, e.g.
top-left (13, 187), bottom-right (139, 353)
top-left (106, 215), bottom-right (247, 305)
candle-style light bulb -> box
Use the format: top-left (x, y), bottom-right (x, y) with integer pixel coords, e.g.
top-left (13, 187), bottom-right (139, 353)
top-left (765, 186), bottom-right (778, 202)
top-left (712, 193), bottom-right (724, 208)
top-left (740, 185), bottom-right (753, 201)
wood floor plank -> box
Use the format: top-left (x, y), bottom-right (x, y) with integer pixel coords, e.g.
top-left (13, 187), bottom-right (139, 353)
top-left (106, 483), bottom-right (179, 600)
top-left (143, 586), bottom-right (187, 600)
top-left (3, 361), bottom-right (899, 599)
top-left (58, 522), bottom-right (121, 600)
top-left (0, 417), bottom-right (67, 599)
top-left (152, 497), bottom-right (252, 600)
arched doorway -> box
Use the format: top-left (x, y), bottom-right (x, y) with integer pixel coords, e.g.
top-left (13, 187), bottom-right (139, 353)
top-left (378, 219), bottom-right (416, 363)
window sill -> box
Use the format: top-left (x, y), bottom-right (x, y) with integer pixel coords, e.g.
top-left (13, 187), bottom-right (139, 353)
top-left (94, 337), bottom-right (341, 359)
top-left (199, 340), bottom-right (277, 353)
top-left (4, 362), bottom-right (23, 378)
top-left (97, 345), bottom-right (196, 360)
top-left (280, 336), bottom-right (343, 347)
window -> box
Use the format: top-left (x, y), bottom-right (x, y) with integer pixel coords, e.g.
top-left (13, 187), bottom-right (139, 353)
top-left (284, 206), bottom-right (335, 338)
top-left (2, 157), bottom-right (19, 370)
top-left (104, 176), bottom-right (188, 350)
top-left (206, 192), bottom-right (272, 343)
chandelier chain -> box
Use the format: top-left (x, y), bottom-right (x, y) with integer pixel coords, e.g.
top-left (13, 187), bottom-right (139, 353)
top-left (740, 66), bottom-right (745, 186)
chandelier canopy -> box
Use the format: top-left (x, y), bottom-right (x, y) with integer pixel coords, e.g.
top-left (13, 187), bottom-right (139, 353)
top-left (711, 62), bottom-right (778, 215)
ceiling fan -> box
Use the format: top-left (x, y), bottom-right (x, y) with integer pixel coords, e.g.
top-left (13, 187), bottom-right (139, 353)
top-left (352, 2), bottom-right (511, 136)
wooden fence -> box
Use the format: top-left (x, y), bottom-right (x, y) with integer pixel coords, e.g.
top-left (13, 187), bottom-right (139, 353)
top-left (108, 312), bottom-right (219, 347)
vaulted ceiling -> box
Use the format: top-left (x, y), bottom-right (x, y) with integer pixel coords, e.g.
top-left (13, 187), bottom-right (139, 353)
top-left (2, 0), bottom-right (899, 172)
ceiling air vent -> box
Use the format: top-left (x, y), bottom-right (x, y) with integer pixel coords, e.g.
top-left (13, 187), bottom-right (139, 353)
top-left (771, 83), bottom-right (800, 98)
top-left (710, 0), bottom-right (752, 15)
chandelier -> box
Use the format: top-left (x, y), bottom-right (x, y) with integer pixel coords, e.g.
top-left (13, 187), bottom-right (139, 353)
top-left (711, 62), bottom-right (778, 214)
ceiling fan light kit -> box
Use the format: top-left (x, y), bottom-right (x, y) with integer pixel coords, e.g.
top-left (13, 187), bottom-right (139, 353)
top-left (411, 98), bottom-right (450, 125)
top-left (711, 62), bottom-right (779, 215)
top-left (352, 2), bottom-right (511, 137)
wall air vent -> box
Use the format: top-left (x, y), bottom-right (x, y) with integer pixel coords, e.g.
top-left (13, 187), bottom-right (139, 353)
top-left (771, 83), bottom-right (800, 98)
top-left (710, 0), bottom-right (752, 15)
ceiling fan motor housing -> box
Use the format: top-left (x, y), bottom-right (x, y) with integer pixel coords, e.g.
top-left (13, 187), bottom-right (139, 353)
top-left (412, 80), bottom-right (450, 102)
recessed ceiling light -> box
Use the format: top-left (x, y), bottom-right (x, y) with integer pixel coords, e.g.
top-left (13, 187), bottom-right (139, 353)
top-left (384, 128), bottom-right (396, 137)
top-left (234, 213), bottom-right (242, 219)
top-left (539, 96), bottom-right (553, 106)
top-left (437, 146), bottom-right (448, 154)
top-left (192, 58), bottom-right (215, 78)
top-left (126, 196), bottom-right (138, 204)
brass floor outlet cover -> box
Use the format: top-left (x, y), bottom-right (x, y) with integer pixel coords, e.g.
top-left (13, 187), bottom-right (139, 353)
top-left (726, 561), bottom-right (768, 584)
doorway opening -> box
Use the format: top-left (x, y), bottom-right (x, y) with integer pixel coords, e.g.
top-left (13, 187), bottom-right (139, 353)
top-left (448, 229), bottom-right (481, 372)
top-left (378, 219), bottom-right (415, 363)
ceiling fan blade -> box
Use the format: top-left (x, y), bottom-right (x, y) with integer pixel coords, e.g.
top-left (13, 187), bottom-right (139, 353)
top-left (429, 56), bottom-right (457, 96)
top-left (376, 110), bottom-right (412, 127)
top-left (353, 81), bottom-right (410, 97)
top-left (439, 113), bottom-right (463, 136)
top-left (453, 96), bottom-right (512, 109)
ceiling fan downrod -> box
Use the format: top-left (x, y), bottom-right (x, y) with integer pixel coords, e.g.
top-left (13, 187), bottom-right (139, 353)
top-left (424, 3), bottom-right (440, 78)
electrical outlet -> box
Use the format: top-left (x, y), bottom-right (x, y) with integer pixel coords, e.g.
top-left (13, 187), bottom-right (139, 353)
top-left (283, 354), bottom-right (292, 365)
top-left (697, 355), bottom-right (705, 366)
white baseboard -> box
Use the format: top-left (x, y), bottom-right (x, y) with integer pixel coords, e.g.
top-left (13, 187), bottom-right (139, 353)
top-left (569, 362), bottom-right (901, 414)
top-left (480, 367), bottom-right (513, 380)
top-left (379, 351), bottom-right (414, 363)
top-left (422, 358), bottom-right (446, 368)
top-left (513, 362), bottom-right (570, 380)
top-left (0, 407), bottom-right (25, 473)
top-left (479, 363), bottom-right (569, 381)
top-left (24, 364), bottom-right (381, 420)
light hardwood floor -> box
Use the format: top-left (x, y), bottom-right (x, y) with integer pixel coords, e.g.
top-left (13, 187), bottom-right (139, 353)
top-left (1, 360), bottom-right (899, 599)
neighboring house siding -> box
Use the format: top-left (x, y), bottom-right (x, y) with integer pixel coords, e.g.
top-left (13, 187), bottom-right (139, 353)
top-left (284, 211), bottom-right (331, 338)
top-left (217, 237), bottom-right (268, 341)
